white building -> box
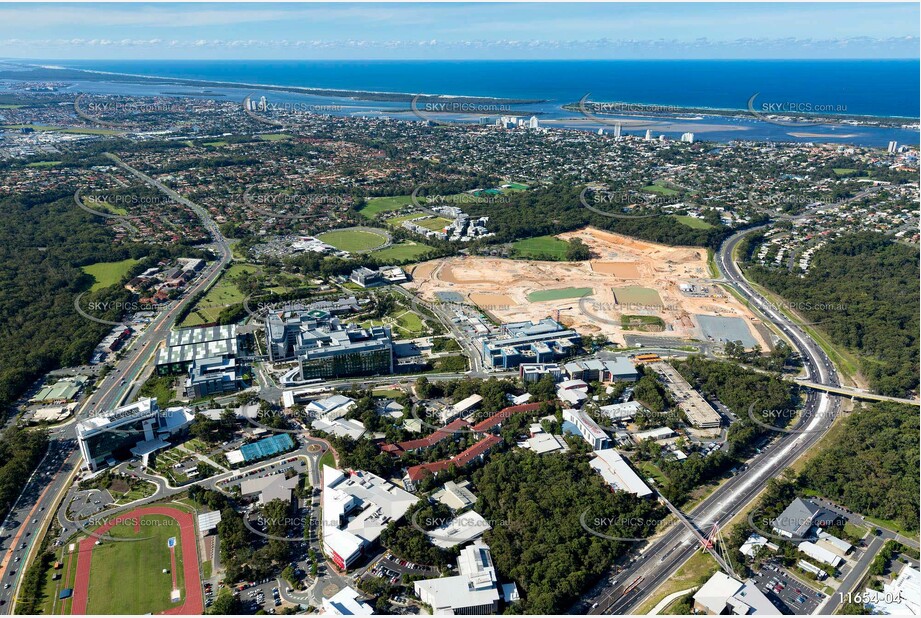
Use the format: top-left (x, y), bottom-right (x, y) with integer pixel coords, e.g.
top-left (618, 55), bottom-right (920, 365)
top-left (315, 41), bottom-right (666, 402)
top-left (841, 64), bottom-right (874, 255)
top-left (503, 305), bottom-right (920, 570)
top-left (598, 401), bottom-right (647, 422)
top-left (589, 449), bottom-right (653, 497)
top-left (633, 426), bottom-right (676, 442)
top-left (426, 511), bottom-right (492, 549)
top-left (692, 571), bottom-right (776, 615)
top-left (681, 132), bottom-right (695, 143)
top-left (440, 393), bottom-right (483, 423)
top-left (76, 398), bottom-right (193, 471)
top-left (563, 409), bottom-right (611, 450)
top-left (431, 480), bottom-right (477, 510)
top-left (798, 541), bottom-right (843, 568)
top-left (519, 363), bottom-right (562, 383)
top-left (322, 466), bottom-right (418, 569)
top-left (321, 586), bottom-right (373, 615)
top-left (306, 394), bottom-right (356, 421)
top-left (863, 565), bottom-right (920, 615)
top-left (414, 541), bottom-right (518, 614)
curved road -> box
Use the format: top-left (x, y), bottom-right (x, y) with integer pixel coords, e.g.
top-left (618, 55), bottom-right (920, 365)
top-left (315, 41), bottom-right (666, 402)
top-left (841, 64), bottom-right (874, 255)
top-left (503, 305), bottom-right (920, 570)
top-left (581, 227), bottom-right (842, 615)
top-left (0, 153), bottom-right (232, 614)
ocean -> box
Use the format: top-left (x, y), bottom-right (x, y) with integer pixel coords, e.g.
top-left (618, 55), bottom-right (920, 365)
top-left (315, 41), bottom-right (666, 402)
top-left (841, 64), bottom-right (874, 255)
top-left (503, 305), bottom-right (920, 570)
top-left (54, 59), bottom-right (920, 118)
top-left (21, 59), bottom-right (921, 146)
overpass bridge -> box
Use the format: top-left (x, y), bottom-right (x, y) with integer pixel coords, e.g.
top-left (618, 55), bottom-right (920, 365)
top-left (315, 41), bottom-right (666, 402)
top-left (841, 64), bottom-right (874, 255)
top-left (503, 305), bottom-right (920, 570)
top-left (793, 380), bottom-right (920, 406)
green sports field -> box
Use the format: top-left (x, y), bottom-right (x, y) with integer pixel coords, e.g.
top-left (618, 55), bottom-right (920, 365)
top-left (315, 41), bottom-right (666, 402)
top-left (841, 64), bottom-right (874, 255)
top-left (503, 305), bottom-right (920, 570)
top-left (414, 216), bottom-right (452, 231)
top-left (258, 133), bottom-right (292, 141)
top-left (511, 235), bottom-right (569, 260)
top-left (85, 514), bottom-right (185, 614)
top-left (372, 241), bottom-right (433, 262)
top-left (641, 183), bottom-right (679, 196)
top-left (317, 228), bottom-right (389, 252)
top-left (671, 215), bottom-right (714, 229)
top-left (527, 287), bottom-right (593, 302)
top-left (359, 195), bottom-right (414, 218)
top-left (82, 258), bottom-right (142, 291)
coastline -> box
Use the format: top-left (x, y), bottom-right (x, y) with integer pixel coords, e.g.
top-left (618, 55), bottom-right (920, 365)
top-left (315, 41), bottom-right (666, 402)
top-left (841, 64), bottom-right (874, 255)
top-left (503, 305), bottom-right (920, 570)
top-left (7, 61), bottom-right (915, 129)
top-left (8, 62), bottom-right (546, 105)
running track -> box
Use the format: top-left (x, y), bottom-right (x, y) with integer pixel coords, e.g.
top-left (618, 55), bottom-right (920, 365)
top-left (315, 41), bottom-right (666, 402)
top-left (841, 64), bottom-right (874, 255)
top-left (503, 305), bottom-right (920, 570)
top-left (71, 506), bottom-right (202, 615)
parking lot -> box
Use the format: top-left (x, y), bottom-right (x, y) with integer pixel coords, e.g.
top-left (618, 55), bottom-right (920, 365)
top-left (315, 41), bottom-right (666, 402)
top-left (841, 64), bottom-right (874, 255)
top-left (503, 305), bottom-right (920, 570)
top-left (750, 561), bottom-right (825, 614)
top-left (361, 553), bottom-right (439, 586)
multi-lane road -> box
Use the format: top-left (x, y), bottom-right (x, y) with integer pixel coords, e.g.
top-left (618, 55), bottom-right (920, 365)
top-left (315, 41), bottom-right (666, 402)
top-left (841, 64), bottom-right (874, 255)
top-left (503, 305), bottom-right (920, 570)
top-left (579, 227), bottom-right (844, 615)
top-left (0, 154), bottom-right (232, 613)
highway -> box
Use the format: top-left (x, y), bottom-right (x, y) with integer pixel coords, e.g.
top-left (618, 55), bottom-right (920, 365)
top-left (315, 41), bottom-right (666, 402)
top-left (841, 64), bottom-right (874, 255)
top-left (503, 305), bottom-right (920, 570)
top-left (0, 153), bottom-right (232, 614)
top-left (579, 227), bottom-right (843, 615)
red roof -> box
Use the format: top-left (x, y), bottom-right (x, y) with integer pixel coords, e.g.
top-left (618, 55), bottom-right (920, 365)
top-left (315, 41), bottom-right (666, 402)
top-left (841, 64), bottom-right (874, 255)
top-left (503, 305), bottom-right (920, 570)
top-left (471, 402), bottom-right (542, 433)
top-left (405, 434), bottom-right (501, 482)
top-left (381, 419), bottom-right (470, 456)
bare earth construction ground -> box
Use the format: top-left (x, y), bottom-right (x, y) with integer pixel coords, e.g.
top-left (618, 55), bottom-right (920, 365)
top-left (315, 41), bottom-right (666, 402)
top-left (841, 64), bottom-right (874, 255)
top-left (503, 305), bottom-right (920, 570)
top-left (406, 227), bottom-right (771, 348)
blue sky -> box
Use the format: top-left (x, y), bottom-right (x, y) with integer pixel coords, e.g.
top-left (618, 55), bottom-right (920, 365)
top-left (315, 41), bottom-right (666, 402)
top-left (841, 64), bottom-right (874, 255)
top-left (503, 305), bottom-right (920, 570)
top-left (0, 2), bottom-right (917, 60)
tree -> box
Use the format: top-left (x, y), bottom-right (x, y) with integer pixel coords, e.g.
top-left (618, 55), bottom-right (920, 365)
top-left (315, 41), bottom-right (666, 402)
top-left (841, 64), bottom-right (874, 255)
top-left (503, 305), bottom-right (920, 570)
top-left (565, 237), bottom-right (592, 261)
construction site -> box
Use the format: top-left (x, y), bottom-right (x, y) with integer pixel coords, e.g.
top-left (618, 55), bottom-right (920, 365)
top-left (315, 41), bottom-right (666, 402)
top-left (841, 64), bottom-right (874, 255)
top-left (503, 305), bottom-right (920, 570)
top-left (406, 227), bottom-right (772, 349)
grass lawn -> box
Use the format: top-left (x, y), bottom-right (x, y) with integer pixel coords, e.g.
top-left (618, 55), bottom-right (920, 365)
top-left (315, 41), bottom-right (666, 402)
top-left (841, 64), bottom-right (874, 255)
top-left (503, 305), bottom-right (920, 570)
top-left (83, 195), bottom-right (129, 216)
top-left (140, 374), bottom-right (178, 407)
top-left (203, 140), bottom-right (228, 147)
top-left (671, 214), bottom-right (713, 229)
top-left (372, 241), bottom-right (433, 262)
top-left (511, 235), bottom-right (569, 260)
top-left (359, 195), bottom-right (414, 218)
top-left (636, 550), bottom-right (718, 614)
top-left (621, 315), bottom-right (666, 331)
top-left (385, 213), bottom-right (427, 226)
top-left (317, 228), bottom-right (389, 252)
top-left (637, 461), bottom-right (668, 487)
top-left (26, 160), bottom-right (62, 167)
top-left (641, 183), bottom-right (680, 196)
top-left (82, 258), bottom-right (142, 291)
top-left (844, 521), bottom-right (868, 539)
top-left (832, 168), bottom-right (859, 176)
top-left (414, 216), bottom-right (453, 231)
top-left (362, 310), bottom-right (427, 337)
top-left (503, 182), bottom-right (529, 191)
top-left (318, 451), bottom-right (336, 469)
top-left (201, 561), bottom-right (212, 579)
top-left (259, 133), bottom-right (292, 141)
top-left (372, 388), bottom-right (405, 398)
top-left (526, 287), bottom-right (593, 302)
top-left (181, 263), bottom-right (258, 327)
top-left (0, 104), bottom-right (24, 109)
top-left (86, 514), bottom-right (186, 614)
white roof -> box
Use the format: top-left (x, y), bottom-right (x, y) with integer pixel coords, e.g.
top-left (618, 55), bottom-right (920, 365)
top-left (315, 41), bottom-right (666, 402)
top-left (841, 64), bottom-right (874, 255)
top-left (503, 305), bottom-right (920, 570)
top-left (198, 510), bottom-right (222, 533)
top-left (798, 541), bottom-right (843, 567)
top-left (312, 417), bottom-right (366, 440)
top-left (634, 426), bottom-right (676, 441)
top-left (322, 586), bottom-right (373, 615)
top-left (694, 572), bottom-right (744, 615)
top-left (817, 531), bottom-right (852, 553)
top-left (306, 395), bottom-right (356, 420)
top-left (414, 541), bottom-right (501, 613)
top-left (322, 465), bottom-right (418, 562)
top-left (589, 449), bottom-right (653, 497)
top-left (527, 433), bottom-right (568, 454)
top-left (863, 565), bottom-right (920, 615)
top-left (427, 511), bottom-right (492, 549)
top-left (431, 480), bottom-right (477, 510)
